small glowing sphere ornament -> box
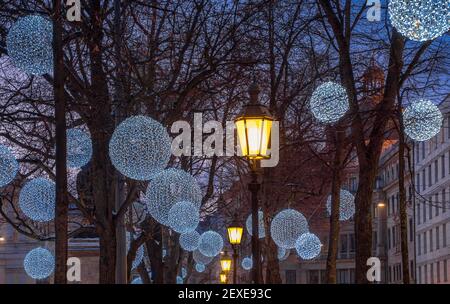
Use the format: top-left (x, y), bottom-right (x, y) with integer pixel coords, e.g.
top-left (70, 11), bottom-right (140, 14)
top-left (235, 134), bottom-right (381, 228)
top-left (295, 233), bottom-right (322, 260)
top-left (246, 210), bottom-right (265, 239)
top-left (145, 168), bottom-right (202, 225)
top-left (167, 201), bottom-right (199, 234)
top-left (193, 249), bottom-right (214, 265)
top-left (326, 189), bottom-right (356, 221)
top-left (241, 257), bottom-right (253, 270)
top-left (23, 247), bottom-right (54, 279)
top-left (19, 178), bottom-right (55, 222)
top-left (6, 15), bottom-right (53, 75)
top-left (270, 209), bottom-right (309, 249)
top-left (179, 231), bottom-right (200, 252)
top-left (403, 99), bottom-right (443, 142)
top-left (195, 263), bottom-right (205, 273)
top-left (176, 276), bottom-right (183, 284)
top-left (310, 82), bottom-right (349, 124)
top-left (0, 144), bottom-right (19, 187)
top-left (66, 129), bottom-right (92, 168)
top-left (198, 231), bottom-right (224, 257)
top-left (389, 0), bottom-right (450, 42)
top-left (109, 115), bottom-right (171, 181)
top-left (278, 247), bottom-right (290, 261)
top-left (131, 277), bottom-right (143, 284)
top-left (181, 267), bottom-right (187, 279)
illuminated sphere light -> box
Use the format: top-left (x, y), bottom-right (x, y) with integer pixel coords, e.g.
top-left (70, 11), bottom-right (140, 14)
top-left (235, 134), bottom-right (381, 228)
top-left (6, 15), bottom-right (53, 75)
top-left (270, 209), bottom-right (309, 249)
top-left (181, 267), bottom-right (187, 279)
top-left (198, 231), bottom-right (224, 257)
top-left (132, 245), bottom-right (145, 270)
top-left (193, 249), bottom-right (213, 265)
top-left (23, 247), bottom-right (54, 279)
top-left (326, 189), bottom-right (356, 221)
top-left (403, 99), bottom-right (443, 142)
top-left (389, 0), bottom-right (450, 42)
top-left (310, 82), bottom-right (349, 124)
top-left (241, 257), bottom-right (253, 270)
top-left (145, 168), bottom-right (202, 225)
top-left (19, 178), bottom-right (55, 222)
top-left (131, 277), bottom-right (143, 284)
top-left (295, 233), bottom-right (322, 260)
top-left (195, 263), bottom-right (205, 273)
top-left (179, 231), bottom-right (200, 252)
top-left (245, 210), bottom-right (265, 239)
top-left (167, 201), bottom-right (199, 234)
top-left (0, 144), bottom-right (19, 187)
top-left (66, 129), bottom-right (92, 168)
top-left (278, 247), bottom-right (290, 261)
top-left (176, 276), bottom-right (183, 284)
top-left (109, 115), bottom-right (171, 181)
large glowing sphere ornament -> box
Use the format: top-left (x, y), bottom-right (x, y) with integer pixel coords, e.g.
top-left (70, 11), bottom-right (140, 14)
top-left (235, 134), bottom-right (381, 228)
top-left (19, 178), bottom-right (55, 222)
top-left (195, 263), bottom-right (205, 273)
top-left (176, 276), bottom-right (183, 284)
top-left (246, 210), bottom-right (265, 239)
top-left (0, 144), bottom-right (19, 187)
top-left (109, 115), bottom-right (171, 181)
top-left (242, 257), bottom-right (253, 270)
top-left (310, 82), bottom-right (349, 124)
top-left (6, 15), bottom-right (53, 75)
top-left (167, 201), bottom-right (199, 234)
top-left (270, 209), bottom-right (309, 249)
top-left (179, 231), bottom-right (200, 252)
top-left (389, 0), bottom-right (450, 42)
top-left (66, 128), bottom-right (92, 168)
top-left (193, 249), bottom-right (214, 265)
top-left (131, 277), bottom-right (143, 284)
top-left (198, 231), bottom-right (224, 257)
top-left (145, 168), bottom-right (202, 225)
top-left (295, 233), bottom-right (322, 260)
top-left (403, 99), bottom-right (443, 142)
top-left (23, 247), bottom-right (54, 279)
top-left (326, 189), bottom-right (355, 221)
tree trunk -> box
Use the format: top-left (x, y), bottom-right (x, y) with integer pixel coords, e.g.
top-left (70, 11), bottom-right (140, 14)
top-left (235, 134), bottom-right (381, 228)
top-left (398, 103), bottom-right (410, 284)
top-left (326, 131), bottom-right (343, 283)
top-left (146, 219), bottom-right (164, 283)
top-left (53, 0), bottom-right (68, 284)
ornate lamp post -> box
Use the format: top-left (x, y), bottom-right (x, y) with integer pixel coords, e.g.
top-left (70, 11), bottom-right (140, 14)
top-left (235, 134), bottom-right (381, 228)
top-left (227, 217), bottom-right (243, 284)
top-left (235, 83), bottom-right (274, 284)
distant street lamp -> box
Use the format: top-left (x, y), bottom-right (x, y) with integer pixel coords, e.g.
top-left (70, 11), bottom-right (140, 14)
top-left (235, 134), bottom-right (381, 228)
top-left (235, 83), bottom-right (274, 284)
top-left (220, 251), bottom-right (232, 273)
top-left (227, 217), bottom-right (243, 284)
top-left (219, 271), bottom-right (228, 284)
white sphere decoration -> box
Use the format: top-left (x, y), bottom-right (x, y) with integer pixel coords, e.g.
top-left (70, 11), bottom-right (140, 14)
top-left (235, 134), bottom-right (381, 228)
top-left (403, 99), bottom-right (443, 142)
top-left (19, 178), bottom-right (55, 222)
top-left (181, 267), bottom-right (187, 279)
top-left (6, 15), bottom-right (53, 75)
top-left (23, 247), bottom-right (54, 279)
top-left (278, 247), bottom-right (290, 261)
top-left (245, 210), bottom-right (265, 239)
top-left (295, 233), bottom-right (322, 260)
top-left (195, 263), bottom-right (205, 273)
top-left (193, 249), bottom-right (213, 265)
top-left (198, 231), bottom-right (224, 257)
top-left (109, 115), bottom-right (171, 181)
top-left (179, 231), bottom-right (200, 252)
top-left (66, 128), bottom-right (92, 168)
top-left (310, 82), bottom-right (349, 124)
top-left (326, 189), bottom-right (355, 221)
top-left (131, 277), bottom-right (143, 284)
top-left (270, 209), bottom-right (309, 249)
top-left (131, 245), bottom-right (145, 270)
top-left (241, 257), bottom-right (253, 270)
top-left (176, 276), bottom-right (183, 284)
top-left (0, 144), bottom-right (19, 187)
top-left (389, 0), bottom-right (450, 42)
top-left (145, 168), bottom-right (202, 225)
top-left (167, 201), bottom-right (199, 234)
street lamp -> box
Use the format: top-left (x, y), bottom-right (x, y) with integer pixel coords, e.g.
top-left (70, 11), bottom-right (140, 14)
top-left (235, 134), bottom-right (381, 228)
top-left (235, 82), bottom-right (274, 284)
top-left (220, 251), bottom-right (232, 273)
top-left (219, 271), bottom-right (228, 284)
top-left (227, 217), bottom-right (243, 284)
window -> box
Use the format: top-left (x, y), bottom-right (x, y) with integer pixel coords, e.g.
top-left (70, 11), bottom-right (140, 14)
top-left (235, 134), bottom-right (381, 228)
top-left (430, 230), bottom-right (434, 252)
top-left (436, 193), bottom-right (439, 217)
top-left (431, 263), bottom-right (435, 284)
top-left (410, 260), bottom-right (414, 281)
top-left (443, 189), bottom-right (446, 213)
top-left (444, 224), bottom-right (447, 247)
top-left (337, 269), bottom-right (349, 284)
top-left (418, 266), bottom-right (422, 284)
top-left (416, 174), bottom-right (421, 193)
top-left (339, 234), bottom-right (348, 259)
top-left (388, 266), bottom-right (392, 283)
top-left (388, 228), bottom-right (391, 250)
top-left (423, 203), bottom-right (426, 223)
top-left (437, 262), bottom-right (441, 283)
top-left (418, 233), bottom-right (422, 255)
top-left (435, 160), bottom-right (438, 183)
top-left (424, 264), bottom-right (428, 284)
top-left (422, 142), bottom-right (425, 159)
top-left (436, 226), bottom-right (440, 250)
top-left (418, 202), bottom-right (421, 225)
top-left (442, 155), bottom-right (446, 178)
top-left (306, 270), bottom-right (317, 284)
top-left (286, 270), bottom-right (297, 284)
top-left (422, 169), bottom-right (426, 191)
top-left (349, 233), bottom-right (355, 256)
top-left (428, 165), bottom-right (432, 187)
top-left (409, 218), bottom-right (413, 242)
top-left (429, 199), bottom-right (433, 220)
top-left (445, 260), bottom-right (448, 282)
top-left (424, 232), bottom-right (428, 254)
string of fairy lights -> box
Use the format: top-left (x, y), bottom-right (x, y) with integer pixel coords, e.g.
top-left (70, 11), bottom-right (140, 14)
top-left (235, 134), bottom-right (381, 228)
top-left (0, 0), bottom-right (448, 282)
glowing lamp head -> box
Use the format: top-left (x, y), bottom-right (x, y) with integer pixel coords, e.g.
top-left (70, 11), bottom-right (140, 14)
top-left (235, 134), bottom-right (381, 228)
top-left (219, 271), bottom-right (228, 284)
top-left (235, 83), bottom-right (274, 159)
top-left (220, 251), bottom-right (232, 272)
top-left (227, 219), bottom-right (243, 246)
